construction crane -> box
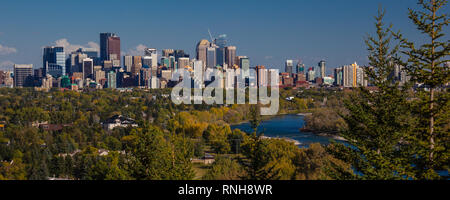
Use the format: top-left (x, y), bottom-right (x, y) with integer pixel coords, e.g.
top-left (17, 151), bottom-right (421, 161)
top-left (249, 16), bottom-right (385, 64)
top-left (208, 29), bottom-right (214, 43)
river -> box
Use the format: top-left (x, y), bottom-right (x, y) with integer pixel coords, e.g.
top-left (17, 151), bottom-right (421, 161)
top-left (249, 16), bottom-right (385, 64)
top-left (230, 114), bottom-right (345, 148)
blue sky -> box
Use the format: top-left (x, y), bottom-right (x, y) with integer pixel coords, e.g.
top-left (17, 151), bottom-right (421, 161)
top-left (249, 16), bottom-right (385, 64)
top-left (0, 0), bottom-right (445, 75)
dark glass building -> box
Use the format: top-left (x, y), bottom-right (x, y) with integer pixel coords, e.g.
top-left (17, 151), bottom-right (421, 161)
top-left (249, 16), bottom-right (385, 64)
top-left (43, 46), bottom-right (65, 77)
top-left (214, 34), bottom-right (227, 66)
top-left (100, 33), bottom-right (121, 63)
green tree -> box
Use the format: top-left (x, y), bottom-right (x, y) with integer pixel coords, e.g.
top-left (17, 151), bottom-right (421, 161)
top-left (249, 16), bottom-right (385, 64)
top-left (0, 151), bottom-right (27, 180)
top-left (330, 7), bottom-right (413, 179)
top-left (127, 126), bottom-right (195, 180)
top-left (295, 143), bottom-right (352, 180)
top-left (203, 156), bottom-right (244, 180)
top-left (394, 0), bottom-right (449, 179)
top-left (239, 105), bottom-right (283, 180)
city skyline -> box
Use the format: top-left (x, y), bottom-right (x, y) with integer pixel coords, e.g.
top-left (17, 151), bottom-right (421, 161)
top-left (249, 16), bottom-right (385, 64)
top-left (0, 0), bottom-right (446, 74)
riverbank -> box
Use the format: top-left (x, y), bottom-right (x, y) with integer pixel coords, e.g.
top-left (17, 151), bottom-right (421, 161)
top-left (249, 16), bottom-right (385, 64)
top-left (228, 113), bottom-right (293, 126)
top-left (299, 128), bottom-right (347, 142)
top-left (261, 136), bottom-right (301, 146)
top-left (315, 133), bottom-right (347, 141)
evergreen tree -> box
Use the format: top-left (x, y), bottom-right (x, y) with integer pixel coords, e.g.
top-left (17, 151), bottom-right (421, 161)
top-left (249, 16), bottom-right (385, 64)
top-left (393, 0), bottom-right (449, 179)
top-left (240, 105), bottom-right (280, 180)
top-left (329, 7), bottom-right (413, 179)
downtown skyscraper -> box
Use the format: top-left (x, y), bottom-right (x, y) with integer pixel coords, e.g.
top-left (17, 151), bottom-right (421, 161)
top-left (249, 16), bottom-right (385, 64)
top-left (318, 60), bottom-right (326, 78)
top-left (215, 34), bottom-right (227, 67)
top-left (43, 46), bottom-right (66, 77)
top-left (296, 62), bottom-right (305, 74)
top-left (206, 45), bottom-right (217, 68)
top-left (225, 46), bottom-right (236, 68)
top-left (285, 60), bottom-right (293, 74)
top-left (196, 39), bottom-right (210, 68)
top-left (100, 33), bottom-right (121, 63)
top-left (13, 64), bottom-right (33, 87)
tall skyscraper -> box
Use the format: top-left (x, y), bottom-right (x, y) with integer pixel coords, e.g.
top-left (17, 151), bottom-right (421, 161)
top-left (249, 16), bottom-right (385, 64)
top-left (82, 58), bottom-right (94, 80)
top-left (123, 55), bottom-right (133, 72)
top-left (100, 33), bottom-right (121, 63)
top-left (296, 62), bottom-right (305, 74)
top-left (178, 57), bottom-right (190, 70)
top-left (131, 56), bottom-right (142, 77)
top-left (94, 69), bottom-right (105, 84)
top-left (168, 56), bottom-right (176, 70)
top-left (215, 34), bottom-right (227, 67)
top-left (76, 48), bottom-right (98, 59)
top-left (256, 65), bottom-right (267, 87)
top-left (285, 60), bottom-right (294, 74)
top-left (160, 57), bottom-right (169, 69)
top-left (172, 50), bottom-right (189, 61)
top-left (144, 48), bottom-right (158, 69)
top-left (318, 60), bottom-right (326, 78)
top-left (225, 46), bottom-right (236, 67)
top-left (162, 49), bottom-right (174, 57)
top-left (307, 67), bottom-right (315, 82)
top-left (107, 71), bottom-right (116, 89)
top-left (342, 62), bottom-right (361, 87)
top-left (68, 52), bottom-right (88, 74)
top-left (43, 46), bottom-right (66, 77)
top-left (356, 66), bottom-right (366, 87)
top-left (334, 67), bottom-right (343, 86)
top-left (13, 64), bottom-right (33, 87)
top-left (142, 56), bottom-right (152, 68)
top-left (100, 33), bottom-right (112, 61)
top-left (196, 39), bottom-right (210, 67)
top-left (206, 46), bottom-right (217, 68)
top-left (239, 56), bottom-right (250, 78)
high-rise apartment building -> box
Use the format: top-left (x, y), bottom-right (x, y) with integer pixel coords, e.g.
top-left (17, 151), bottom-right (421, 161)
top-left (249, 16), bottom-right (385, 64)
top-left (342, 62), bottom-right (364, 87)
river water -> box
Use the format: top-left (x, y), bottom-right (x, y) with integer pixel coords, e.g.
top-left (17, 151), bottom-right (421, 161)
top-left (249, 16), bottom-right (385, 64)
top-left (230, 114), bottom-right (343, 148)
